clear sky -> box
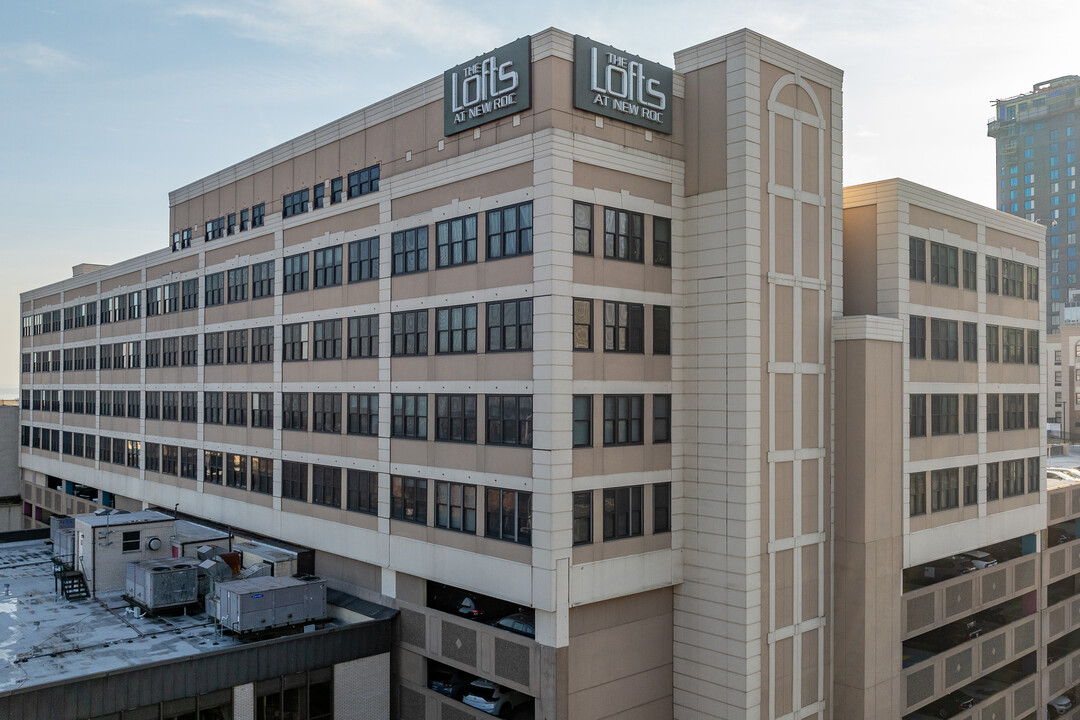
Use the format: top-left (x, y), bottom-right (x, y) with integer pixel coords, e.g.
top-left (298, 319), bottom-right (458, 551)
top-left (1, 0), bottom-right (1077, 397)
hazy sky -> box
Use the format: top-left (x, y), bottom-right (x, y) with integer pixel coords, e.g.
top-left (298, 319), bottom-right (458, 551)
top-left (2, 0), bottom-right (1077, 397)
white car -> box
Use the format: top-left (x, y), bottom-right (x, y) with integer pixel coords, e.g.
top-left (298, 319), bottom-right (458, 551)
top-left (461, 678), bottom-right (530, 718)
top-left (958, 550), bottom-right (998, 570)
top-left (1053, 467), bottom-right (1080, 481)
top-left (1048, 694), bottom-right (1073, 717)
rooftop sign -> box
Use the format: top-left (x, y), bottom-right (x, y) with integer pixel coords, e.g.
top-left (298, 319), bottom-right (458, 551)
top-left (573, 36), bottom-right (673, 135)
top-left (443, 37), bottom-right (532, 136)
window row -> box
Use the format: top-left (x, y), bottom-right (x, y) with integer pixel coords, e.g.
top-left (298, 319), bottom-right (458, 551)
top-left (909, 236), bottom-right (1038, 301)
top-left (909, 317), bottom-right (1039, 365)
top-left (909, 392), bottom-right (1039, 437)
top-left (173, 202), bottom-right (266, 252)
top-left (909, 456), bottom-right (1041, 516)
top-left (571, 483), bottom-right (671, 545)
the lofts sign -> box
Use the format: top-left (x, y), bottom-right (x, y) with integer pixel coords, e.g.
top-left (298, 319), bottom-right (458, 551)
top-left (443, 37), bottom-right (531, 136)
top-left (573, 36), bottom-right (673, 135)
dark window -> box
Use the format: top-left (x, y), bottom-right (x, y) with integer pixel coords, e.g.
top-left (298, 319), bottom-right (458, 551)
top-left (283, 323), bottom-right (309, 361)
top-left (348, 237), bottom-right (379, 282)
top-left (653, 306), bottom-right (671, 355)
top-left (1003, 327), bottom-right (1024, 364)
top-left (122, 531), bottom-right (140, 553)
top-left (227, 213), bottom-right (236, 235)
top-left (1003, 393), bottom-right (1025, 430)
top-left (251, 203), bottom-right (264, 227)
top-left (347, 164), bottom-right (380, 198)
top-left (573, 491), bottom-right (592, 545)
top-left (127, 390), bottom-right (140, 418)
top-left (653, 483), bottom-right (671, 533)
top-left (348, 315), bottom-right (379, 358)
top-left (252, 457), bottom-right (273, 494)
top-left (929, 242), bottom-right (958, 286)
top-left (252, 326), bottom-right (274, 363)
top-left (145, 442), bottom-right (159, 472)
top-left (436, 215), bottom-right (478, 267)
top-left (313, 393), bottom-right (341, 434)
top-left (347, 393), bottom-right (378, 436)
top-left (282, 393), bottom-right (308, 431)
top-left (930, 468), bottom-right (958, 511)
top-left (204, 332), bottom-right (223, 365)
top-left (205, 272), bottom-right (224, 306)
top-left (204, 450), bottom-right (223, 485)
top-left (604, 208), bottom-right (644, 262)
top-left (985, 256), bottom-right (999, 294)
top-left (1028, 457), bottom-right (1040, 493)
top-left (962, 250), bottom-right (977, 290)
top-left (1028, 393), bottom-right (1039, 429)
top-left (435, 480), bottom-right (476, 533)
top-left (909, 237), bottom-right (925, 281)
top-left (206, 216), bottom-right (225, 240)
top-left (313, 319), bottom-right (342, 360)
top-left (436, 394), bottom-right (477, 443)
top-left (1003, 459), bottom-right (1024, 497)
top-left (963, 322), bottom-right (977, 361)
top-left (603, 301), bottom-right (644, 353)
top-left (604, 395), bottom-right (644, 445)
top-left (485, 488), bottom-right (531, 544)
top-left (162, 445), bottom-right (178, 475)
top-left (347, 469), bottom-right (378, 514)
top-left (930, 319), bottom-right (957, 360)
top-left (573, 202), bottom-right (593, 254)
top-left (436, 305), bottom-right (477, 354)
top-left (227, 392), bottom-right (247, 426)
top-left (391, 227), bottom-right (428, 275)
top-left (226, 454), bottom-right (247, 489)
top-left (181, 335), bottom-right (198, 366)
top-left (330, 177), bottom-right (343, 204)
top-left (162, 391), bottom-right (178, 421)
top-left (1001, 259), bottom-right (1024, 298)
top-left (227, 329), bottom-right (248, 364)
top-left (182, 279), bottom-right (199, 310)
top-left (313, 183), bottom-right (325, 209)
top-left (653, 395), bottom-right (671, 443)
top-left (390, 475), bottom-right (427, 524)
top-left (910, 394), bottom-right (926, 438)
top-left (227, 267), bottom-right (248, 302)
top-left (963, 394), bottom-right (977, 434)
top-left (986, 463), bottom-right (999, 501)
top-left (603, 486), bottom-right (643, 539)
top-left (314, 246), bottom-right (343, 288)
top-left (574, 298), bottom-right (592, 350)
top-left (180, 447), bottom-right (197, 479)
top-left (312, 465), bottom-right (341, 507)
top-left (391, 310), bottom-right (427, 356)
top-left (1027, 329), bottom-right (1039, 365)
top-left (204, 391), bottom-right (223, 424)
top-left (910, 473), bottom-right (926, 516)
top-left (987, 393), bottom-right (1000, 432)
top-left (252, 260), bottom-right (274, 298)
top-left (163, 282), bottom-right (180, 313)
top-left (282, 461), bottom-right (308, 501)
top-left (391, 394), bottom-right (427, 439)
top-left (931, 394), bottom-right (958, 435)
top-left (963, 466), bottom-right (978, 506)
top-left (284, 253), bottom-right (309, 293)
top-left (573, 395), bottom-right (592, 447)
top-left (486, 202), bottom-right (533, 259)
top-left (181, 392), bottom-right (197, 423)
top-left (252, 392), bottom-right (273, 428)
top-left (486, 395), bottom-right (532, 447)
top-left (653, 216), bottom-right (671, 266)
top-left (486, 298), bottom-right (532, 352)
top-left (986, 324), bottom-right (999, 363)
top-left (240, 208), bottom-right (250, 232)
top-left (1027, 266), bottom-right (1039, 300)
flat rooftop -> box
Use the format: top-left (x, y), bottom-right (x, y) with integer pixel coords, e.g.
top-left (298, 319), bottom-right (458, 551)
top-left (0, 539), bottom-right (368, 693)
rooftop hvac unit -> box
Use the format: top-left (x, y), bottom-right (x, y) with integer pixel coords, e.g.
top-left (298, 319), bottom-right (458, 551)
top-left (211, 575), bottom-right (326, 634)
top-left (126, 558), bottom-right (199, 611)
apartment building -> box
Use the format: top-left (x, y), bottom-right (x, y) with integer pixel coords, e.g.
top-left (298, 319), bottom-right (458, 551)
top-left (988, 75), bottom-right (1080, 334)
top-left (838, 179), bottom-right (1049, 719)
top-left (16, 21), bottom-right (1058, 720)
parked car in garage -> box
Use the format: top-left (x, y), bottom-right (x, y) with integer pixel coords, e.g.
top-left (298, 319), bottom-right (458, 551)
top-left (461, 679), bottom-right (530, 718)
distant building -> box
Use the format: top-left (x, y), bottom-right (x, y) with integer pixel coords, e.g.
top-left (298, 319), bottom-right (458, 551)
top-left (988, 75), bottom-right (1080, 334)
